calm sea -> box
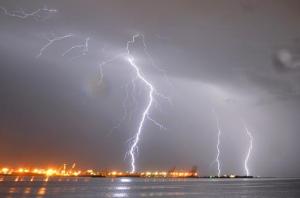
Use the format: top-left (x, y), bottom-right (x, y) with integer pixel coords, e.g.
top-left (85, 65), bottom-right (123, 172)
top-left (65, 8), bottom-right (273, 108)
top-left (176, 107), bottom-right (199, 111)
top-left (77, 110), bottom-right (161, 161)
top-left (0, 176), bottom-right (299, 197)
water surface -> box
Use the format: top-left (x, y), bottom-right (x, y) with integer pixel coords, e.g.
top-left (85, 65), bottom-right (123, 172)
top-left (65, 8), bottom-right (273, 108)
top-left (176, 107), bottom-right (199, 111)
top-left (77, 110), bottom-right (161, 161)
top-left (0, 176), bottom-right (299, 197)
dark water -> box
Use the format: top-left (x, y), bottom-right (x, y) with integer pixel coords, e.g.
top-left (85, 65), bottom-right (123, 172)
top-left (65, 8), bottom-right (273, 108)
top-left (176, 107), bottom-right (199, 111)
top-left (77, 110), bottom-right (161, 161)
top-left (0, 176), bottom-right (300, 198)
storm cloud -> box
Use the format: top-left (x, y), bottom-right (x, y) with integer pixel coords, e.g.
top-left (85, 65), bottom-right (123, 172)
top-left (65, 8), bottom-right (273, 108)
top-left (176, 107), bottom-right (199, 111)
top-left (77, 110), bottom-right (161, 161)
top-left (1, 0), bottom-right (300, 177)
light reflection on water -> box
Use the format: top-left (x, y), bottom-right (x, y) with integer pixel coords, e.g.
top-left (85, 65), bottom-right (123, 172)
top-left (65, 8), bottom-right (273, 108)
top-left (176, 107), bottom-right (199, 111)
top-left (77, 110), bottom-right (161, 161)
top-left (37, 187), bottom-right (46, 198)
top-left (23, 187), bottom-right (31, 194)
top-left (0, 176), bottom-right (300, 198)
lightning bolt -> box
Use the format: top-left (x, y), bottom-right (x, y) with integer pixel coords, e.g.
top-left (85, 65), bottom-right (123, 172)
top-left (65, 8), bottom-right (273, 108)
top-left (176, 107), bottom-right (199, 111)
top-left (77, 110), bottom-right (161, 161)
top-left (100, 34), bottom-right (169, 172)
top-left (126, 34), bottom-right (160, 173)
top-left (0, 6), bottom-right (57, 20)
top-left (125, 56), bottom-right (154, 172)
top-left (62, 37), bottom-right (90, 60)
top-left (242, 122), bottom-right (253, 176)
top-left (36, 34), bottom-right (74, 58)
top-left (4, 2), bottom-right (169, 173)
top-left (212, 109), bottom-right (222, 177)
top-left (35, 31), bottom-right (167, 173)
top-left (98, 34), bottom-right (169, 173)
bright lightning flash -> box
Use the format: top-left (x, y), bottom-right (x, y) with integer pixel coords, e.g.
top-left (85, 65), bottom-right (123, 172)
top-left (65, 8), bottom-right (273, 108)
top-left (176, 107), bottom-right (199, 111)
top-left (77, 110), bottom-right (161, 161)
top-left (243, 123), bottom-right (253, 176)
top-left (3, 3), bottom-right (168, 174)
top-left (212, 109), bottom-right (222, 177)
top-left (127, 56), bottom-right (154, 173)
top-left (125, 34), bottom-right (163, 173)
top-left (98, 34), bottom-right (168, 173)
top-left (35, 31), bottom-right (167, 173)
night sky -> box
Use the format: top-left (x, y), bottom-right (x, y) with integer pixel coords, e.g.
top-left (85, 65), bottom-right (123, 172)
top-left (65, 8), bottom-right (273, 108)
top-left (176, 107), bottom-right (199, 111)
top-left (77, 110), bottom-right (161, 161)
top-left (1, 0), bottom-right (300, 177)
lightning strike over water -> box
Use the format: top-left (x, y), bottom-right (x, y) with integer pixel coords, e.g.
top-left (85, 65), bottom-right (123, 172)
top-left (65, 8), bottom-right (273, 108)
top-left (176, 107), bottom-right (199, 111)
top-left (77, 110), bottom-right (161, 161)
top-left (243, 123), bottom-right (254, 176)
top-left (127, 56), bottom-right (154, 173)
top-left (126, 34), bottom-right (157, 173)
top-left (33, 29), bottom-right (167, 173)
top-left (0, 6), bottom-right (57, 20)
top-left (98, 34), bottom-right (168, 172)
top-left (212, 109), bottom-right (222, 177)
top-left (37, 34), bottom-right (74, 58)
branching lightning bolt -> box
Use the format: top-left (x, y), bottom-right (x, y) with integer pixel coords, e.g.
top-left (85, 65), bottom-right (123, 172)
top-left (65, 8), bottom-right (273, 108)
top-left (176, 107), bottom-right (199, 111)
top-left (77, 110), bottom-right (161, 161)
top-left (97, 34), bottom-right (169, 173)
top-left (212, 109), bottom-right (222, 177)
top-left (126, 35), bottom-right (157, 173)
top-left (0, 6), bottom-right (57, 20)
top-left (35, 31), bottom-right (167, 173)
top-left (4, 2), bottom-right (170, 173)
top-left (120, 34), bottom-right (169, 173)
top-left (243, 122), bottom-right (253, 176)
top-left (36, 34), bottom-right (74, 58)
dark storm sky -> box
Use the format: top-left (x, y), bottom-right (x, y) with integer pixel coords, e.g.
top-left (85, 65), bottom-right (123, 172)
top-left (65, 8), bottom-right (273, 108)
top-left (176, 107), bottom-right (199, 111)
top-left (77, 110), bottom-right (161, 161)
top-left (1, 0), bottom-right (300, 177)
